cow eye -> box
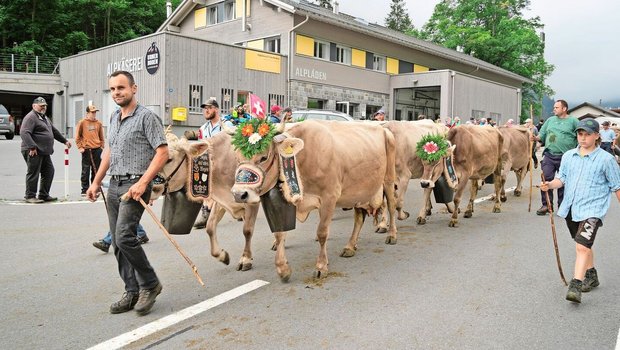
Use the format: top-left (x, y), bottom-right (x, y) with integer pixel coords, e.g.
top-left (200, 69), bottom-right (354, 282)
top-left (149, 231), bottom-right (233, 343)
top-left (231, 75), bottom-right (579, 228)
top-left (259, 155), bottom-right (269, 163)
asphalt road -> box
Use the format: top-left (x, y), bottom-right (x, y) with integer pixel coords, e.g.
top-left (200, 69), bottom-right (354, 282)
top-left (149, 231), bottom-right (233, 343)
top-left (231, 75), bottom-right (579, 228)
top-left (1, 136), bottom-right (620, 350)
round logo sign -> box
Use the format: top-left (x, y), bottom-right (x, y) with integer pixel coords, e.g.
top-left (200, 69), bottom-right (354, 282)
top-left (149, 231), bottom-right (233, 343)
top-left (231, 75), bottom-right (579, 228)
top-left (145, 42), bottom-right (160, 75)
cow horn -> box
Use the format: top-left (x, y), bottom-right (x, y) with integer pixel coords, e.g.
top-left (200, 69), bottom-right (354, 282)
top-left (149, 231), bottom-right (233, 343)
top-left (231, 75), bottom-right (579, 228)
top-left (276, 118), bottom-right (286, 134)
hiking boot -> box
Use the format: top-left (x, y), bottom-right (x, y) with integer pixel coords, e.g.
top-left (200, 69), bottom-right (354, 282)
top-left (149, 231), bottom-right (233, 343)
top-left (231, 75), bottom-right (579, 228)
top-left (134, 282), bottom-right (163, 316)
top-left (581, 268), bottom-right (600, 293)
top-left (92, 240), bottom-right (110, 253)
top-left (138, 235), bottom-right (149, 244)
top-left (25, 197), bottom-right (44, 204)
top-left (566, 278), bottom-right (583, 303)
top-left (536, 205), bottom-right (549, 216)
top-left (110, 292), bottom-right (139, 314)
top-left (38, 196), bottom-right (58, 202)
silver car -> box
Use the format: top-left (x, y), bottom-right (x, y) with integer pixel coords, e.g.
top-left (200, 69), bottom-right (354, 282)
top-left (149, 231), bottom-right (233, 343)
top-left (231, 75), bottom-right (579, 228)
top-left (0, 104), bottom-right (15, 140)
top-left (291, 110), bottom-right (354, 122)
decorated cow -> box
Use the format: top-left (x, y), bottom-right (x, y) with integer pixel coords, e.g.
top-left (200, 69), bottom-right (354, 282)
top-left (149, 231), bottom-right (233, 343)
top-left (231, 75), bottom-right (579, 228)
top-left (418, 125), bottom-right (504, 227)
top-left (230, 119), bottom-right (398, 281)
top-left (152, 131), bottom-right (260, 271)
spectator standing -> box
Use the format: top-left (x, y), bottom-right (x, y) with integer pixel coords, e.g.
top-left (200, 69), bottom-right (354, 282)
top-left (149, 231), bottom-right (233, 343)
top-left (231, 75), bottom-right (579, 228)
top-left (523, 118), bottom-right (539, 168)
top-left (193, 97), bottom-right (234, 229)
top-left (75, 105), bottom-right (105, 196)
top-left (269, 105), bottom-right (282, 123)
top-left (532, 100), bottom-right (579, 215)
top-left (282, 107), bottom-right (293, 122)
top-left (86, 70), bottom-right (168, 316)
top-left (540, 118), bottom-right (620, 303)
top-left (599, 121), bottom-right (615, 154)
top-left (373, 109), bottom-right (385, 121)
top-left (20, 97), bottom-right (72, 203)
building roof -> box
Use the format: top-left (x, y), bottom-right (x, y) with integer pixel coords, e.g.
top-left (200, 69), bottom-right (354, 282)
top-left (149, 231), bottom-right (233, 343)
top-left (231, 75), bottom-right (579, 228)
top-left (568, 102), bottom-right (620, 119)
top-left (160, 0), bottom-right (532, 84)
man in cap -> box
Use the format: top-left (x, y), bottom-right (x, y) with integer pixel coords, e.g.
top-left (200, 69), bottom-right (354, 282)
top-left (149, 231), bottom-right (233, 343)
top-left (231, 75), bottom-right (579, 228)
top-left (75, 105), bottom-right (105, 195)
top-left (20, 97), bottom-right (72, 203)
top-left (269, 105), bottom-right (282, 123)
top-left (599, 120), bottom-right (616, 155)
top-left (373, 109), bottom-right (385, 121)
top-left (540, 118), bottom-right (620, 303)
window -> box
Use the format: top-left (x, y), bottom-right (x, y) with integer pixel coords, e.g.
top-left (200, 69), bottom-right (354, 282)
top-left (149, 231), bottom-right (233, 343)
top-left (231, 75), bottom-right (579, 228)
top-left (314, 40), bottom-right (328, 60)
top-left (207, 6), bottom-right (217, 25)
top-left (472, 109), bottom-right (485, 120)
top-left (265, 37), bottom-right (281, 53)
top-left (373, 55), bottom-right (386, 72)
top-left (268, 93), bottom-right (285, 111)
top-left (307, 98), bottom-right (326, 109)
top-left (224, 1), bottom-right (235, 21)
top-left (221, 88), bottom-right (234, 113)
top-left (336, 45), bottom-right (351, 64)
top-left (189, 85), bottom-right (204, 113)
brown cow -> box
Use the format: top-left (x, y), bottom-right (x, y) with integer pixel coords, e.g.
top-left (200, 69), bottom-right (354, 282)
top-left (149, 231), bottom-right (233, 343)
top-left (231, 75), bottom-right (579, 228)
top-left (497, 126), bottom-right (532, 201)
top-left (152, 132), bottom-right (260, 271)
top-left (419, 125), bottom-right (504, 227)
top-left (230, 120), bottom-right (398, 281)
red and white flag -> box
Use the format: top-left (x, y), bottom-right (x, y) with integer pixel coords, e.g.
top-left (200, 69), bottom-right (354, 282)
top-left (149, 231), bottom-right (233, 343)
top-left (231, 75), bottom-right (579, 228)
top-left (249, 93), bottom-right (267, 120)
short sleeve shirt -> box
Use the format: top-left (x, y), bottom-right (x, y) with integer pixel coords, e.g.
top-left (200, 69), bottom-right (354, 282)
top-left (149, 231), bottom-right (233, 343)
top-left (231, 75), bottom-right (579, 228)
top-left (107, 105), bottom-right (167, 175)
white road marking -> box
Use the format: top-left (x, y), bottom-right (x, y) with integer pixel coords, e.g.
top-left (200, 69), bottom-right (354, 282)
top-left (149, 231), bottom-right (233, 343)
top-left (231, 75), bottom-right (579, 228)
top-left (473, 186), bottom-right (515, 204)
top-left (616, 328), bottom-right (620, 350)
top-left (1, 199), bottom-right (103, 205)
top-left (86, 279), bottom-right (269, 350)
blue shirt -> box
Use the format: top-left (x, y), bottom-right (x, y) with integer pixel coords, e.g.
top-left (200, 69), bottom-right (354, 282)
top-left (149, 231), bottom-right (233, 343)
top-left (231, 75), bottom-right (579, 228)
top-left (557, 146), bottom-right (620, 221)
top-left (599, 128), bottom-right (616, 143)
top-left (198, 119), bottom-right (234, 140)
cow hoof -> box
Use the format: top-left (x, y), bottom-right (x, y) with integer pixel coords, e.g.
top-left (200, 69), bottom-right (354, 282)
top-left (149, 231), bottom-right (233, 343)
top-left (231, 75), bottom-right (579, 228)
top-left (313, 269), bottom-right (327, 279)
top-left (279, 268), bottom-right (292, 282)
top-left (514, 190), bottom-right (522, 197)
top-left (384, 236), bottom-right (397, 245)
top-left (237, 262), bottom-right (253, 271)
top-left (220, 251), bottom-right (230, 265)
top-left (500, 195), bottom-right (507, 202)
top-left (340, 248), bottom-right (356, 258)
top-left (416, 217), bottom-right (426, 225)
top-left (425, 209), bottom-right (432, 216)
top-left (375, 227), bottom-right (388, 234)
top-left (398, 211), bottom-right (410, 220)
top-left (464, 211), bottom-right (473, 218)
top-left (493, 207), bottom-right (502, 213)
top-left (448, 220), bottom-right (458, 227)
top-left (271, 241), bottom-right (277, 251)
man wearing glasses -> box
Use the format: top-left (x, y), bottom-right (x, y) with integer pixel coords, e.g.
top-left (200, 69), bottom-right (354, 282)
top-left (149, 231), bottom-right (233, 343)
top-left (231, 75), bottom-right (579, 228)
top-left (198, 97), bottom-right (234, 139)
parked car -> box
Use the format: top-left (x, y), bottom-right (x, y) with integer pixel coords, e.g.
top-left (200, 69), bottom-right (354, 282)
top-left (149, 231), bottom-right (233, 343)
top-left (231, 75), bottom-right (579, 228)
top-left (0, 104), bottom-right (15, 140)
top-left (291, 110), bottom-right (354, 122)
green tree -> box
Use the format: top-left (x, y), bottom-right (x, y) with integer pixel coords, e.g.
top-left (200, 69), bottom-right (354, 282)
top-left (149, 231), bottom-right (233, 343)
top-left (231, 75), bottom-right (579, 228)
top-left (385, 0), bottom-right (414, 33)
top-left (420, 0), bottom-right (553, 120)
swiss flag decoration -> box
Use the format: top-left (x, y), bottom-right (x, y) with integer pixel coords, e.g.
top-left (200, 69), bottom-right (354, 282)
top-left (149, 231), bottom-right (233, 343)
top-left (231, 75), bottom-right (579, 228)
top-left (249, 93), bottom-right (267, 120)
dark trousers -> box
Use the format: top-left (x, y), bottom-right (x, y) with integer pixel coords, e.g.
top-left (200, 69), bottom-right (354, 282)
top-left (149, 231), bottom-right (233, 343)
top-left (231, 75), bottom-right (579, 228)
top-left (80, 148), bottom-right (102, 193)
top-left (107, 178), bottom-right (158, 293)
top-left (531, 143), bottom-right (538, 165)
top-left (21, 150), bottom-right (54, 199)
top-left (600, 142), bottom-right (613, 155)
top-left (540, 151), bottom-right (564, 208)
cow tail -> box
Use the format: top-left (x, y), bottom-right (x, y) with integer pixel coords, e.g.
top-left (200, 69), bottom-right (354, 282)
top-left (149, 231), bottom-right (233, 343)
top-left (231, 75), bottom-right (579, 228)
top-left (496, 132), bottom-right (504, 176)
top-left (383, 128), bottom-right (396, 184)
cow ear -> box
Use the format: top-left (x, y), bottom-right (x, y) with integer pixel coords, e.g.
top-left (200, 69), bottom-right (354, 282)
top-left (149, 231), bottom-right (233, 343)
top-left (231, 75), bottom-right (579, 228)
top-left (189, 141), bottom-right (209, 157)
top-left (448, 144), bottom-right (456, 156)
top-left (276, 138), bottom-right (304, 158)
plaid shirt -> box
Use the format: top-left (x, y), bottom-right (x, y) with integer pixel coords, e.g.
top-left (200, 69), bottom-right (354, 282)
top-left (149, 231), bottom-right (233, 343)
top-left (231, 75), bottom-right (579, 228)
top-left (107, 104), bottom-right (167, 176)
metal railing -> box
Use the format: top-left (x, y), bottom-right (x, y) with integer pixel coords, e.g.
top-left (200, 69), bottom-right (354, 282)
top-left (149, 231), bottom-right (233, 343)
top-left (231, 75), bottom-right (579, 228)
top-left (0, 53), bottom-right (60, 74)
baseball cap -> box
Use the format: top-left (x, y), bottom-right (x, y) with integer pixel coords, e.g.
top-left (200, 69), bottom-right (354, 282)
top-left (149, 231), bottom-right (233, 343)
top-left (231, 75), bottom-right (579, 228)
top-left (270, 105), bottom-right (282, 114)
top-left (374, 109), bottom-right (385, 115)
top-left (602, 120), bottom-right (610, 126)
top-left (33, 97), bottom-right (47, 105)
top-left (200, 97), bottom-right (219, 109)
top-left (87, 105), bottom-right (100, 113)
top-left (575, 118), bottom-right (599, 134)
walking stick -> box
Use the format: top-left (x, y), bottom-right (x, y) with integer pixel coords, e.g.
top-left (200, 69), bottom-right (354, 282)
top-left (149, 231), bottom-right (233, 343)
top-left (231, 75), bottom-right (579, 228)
top-left (528, 138), bottom-right (533, 212)
top-left (123, 193), bottom-right (205, 287)
top-left (89, 149), bottom-right (107, 209)
top-left (541, 174), bottom-right (568, 286)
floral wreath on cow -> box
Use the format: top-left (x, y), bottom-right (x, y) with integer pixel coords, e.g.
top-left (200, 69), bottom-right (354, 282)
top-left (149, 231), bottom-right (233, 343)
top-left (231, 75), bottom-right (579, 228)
top-left (232, 118), bottom-right (277, 159)
top-left (415, 133), bottom-right (449, 162)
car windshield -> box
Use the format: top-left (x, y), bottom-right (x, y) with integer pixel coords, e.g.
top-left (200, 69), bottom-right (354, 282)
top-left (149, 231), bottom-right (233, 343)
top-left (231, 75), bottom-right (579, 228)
top-left (0, 105), bottom-right (8, 115)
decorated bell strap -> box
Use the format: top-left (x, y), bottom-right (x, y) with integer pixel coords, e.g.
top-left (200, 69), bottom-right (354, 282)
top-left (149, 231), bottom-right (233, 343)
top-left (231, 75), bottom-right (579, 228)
top-left (235, 162), bottom-right (264, 192)
top-left (190, 152), bottom-right (210, 199)
top-left (443, 142), bottom-right (458, 189)
top-left (279, 154), bottom-right (303, 203)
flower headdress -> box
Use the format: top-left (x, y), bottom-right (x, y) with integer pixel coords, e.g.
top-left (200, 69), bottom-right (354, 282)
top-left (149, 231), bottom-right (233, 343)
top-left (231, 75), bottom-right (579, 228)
top-left (232, 118), bottom-right (277, 159)
top-left (415, 133), bottom-right (449, 162)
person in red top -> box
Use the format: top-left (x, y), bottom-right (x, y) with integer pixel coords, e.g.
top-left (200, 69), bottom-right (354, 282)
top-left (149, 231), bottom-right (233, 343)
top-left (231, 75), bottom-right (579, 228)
top-left (75, 105), bottom-right (105, 195)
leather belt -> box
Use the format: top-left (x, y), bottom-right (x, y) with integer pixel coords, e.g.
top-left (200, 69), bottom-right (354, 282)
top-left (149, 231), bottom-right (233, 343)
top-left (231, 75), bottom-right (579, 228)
top-left (111, 174), bottom-right (142, 181)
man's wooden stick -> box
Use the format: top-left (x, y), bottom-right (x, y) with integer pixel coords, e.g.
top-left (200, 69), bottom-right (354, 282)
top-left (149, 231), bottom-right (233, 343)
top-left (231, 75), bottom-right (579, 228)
top-left (528, 138), bottom-right (533, 212)
top-left (541, 174), bottom-right (568, 286)
top-left (125, 194), bottom-right (205, 287)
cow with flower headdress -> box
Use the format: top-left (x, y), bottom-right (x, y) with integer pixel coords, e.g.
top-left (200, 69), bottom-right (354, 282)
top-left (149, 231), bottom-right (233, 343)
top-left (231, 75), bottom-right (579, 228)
top-left (230, 118), bottom-right (398, 281)
top-left (418, 125), bottom-right (504, 227)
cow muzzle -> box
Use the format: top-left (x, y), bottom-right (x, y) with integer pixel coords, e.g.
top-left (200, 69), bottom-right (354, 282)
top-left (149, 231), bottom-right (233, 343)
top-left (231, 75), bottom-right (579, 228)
top-left (420, 179), bottom-right (435, 189)
top-left (231, 187), bottom-right (260, 203)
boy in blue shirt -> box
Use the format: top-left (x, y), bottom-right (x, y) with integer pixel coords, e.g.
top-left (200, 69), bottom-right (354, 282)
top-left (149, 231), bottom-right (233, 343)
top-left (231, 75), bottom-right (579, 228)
top-left (541, 118), bottom-right (620, 303)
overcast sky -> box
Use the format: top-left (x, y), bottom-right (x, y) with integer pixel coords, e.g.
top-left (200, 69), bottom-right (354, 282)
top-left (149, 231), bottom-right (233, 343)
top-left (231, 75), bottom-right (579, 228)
top-left (334, 0), bottom-right (620, 107)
